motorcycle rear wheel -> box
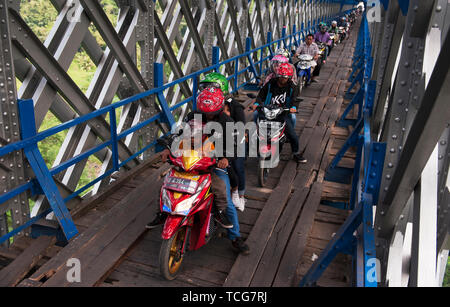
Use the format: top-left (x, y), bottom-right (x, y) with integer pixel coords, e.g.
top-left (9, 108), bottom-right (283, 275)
top-left (258, 163), bottom-right (269, 187)
top-left (159, 226), bottom-right (188, 280)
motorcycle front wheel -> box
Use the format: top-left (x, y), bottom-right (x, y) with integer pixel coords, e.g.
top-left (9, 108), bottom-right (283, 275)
top-left (159, 226), bottom-right (188, 280)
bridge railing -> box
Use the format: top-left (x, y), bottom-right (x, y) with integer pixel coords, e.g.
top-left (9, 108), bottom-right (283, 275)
top-left (300, 10), bottom-right (387, 287)
top-left (0, 11), bottom-right (352, 245)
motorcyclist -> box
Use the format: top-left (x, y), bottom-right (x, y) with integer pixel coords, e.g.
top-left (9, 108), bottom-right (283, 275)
top-left (146, 87), bottom-right (250, 255)
top-left (315, 23), bottom-right (333, 58)
top-left (275, 47), bottom-right (290, 59)
top-left (199, 72), bottom-right (247, 212)
top-left (338, 16), bottom-right (348, 40)
top-left (250, 63), bottom-right (307, 164)
top-left (261, 49), bottom-right (298, 86)
top-left (328, 21), bottom-right (340, 45)
top-left (295, 33), bottom-right (321, 83)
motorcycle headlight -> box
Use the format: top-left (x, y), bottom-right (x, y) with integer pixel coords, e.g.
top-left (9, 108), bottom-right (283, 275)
top-left (173, 178), bottom-right (209, 216)
top-left (174, 197), bottom-right (196, 216)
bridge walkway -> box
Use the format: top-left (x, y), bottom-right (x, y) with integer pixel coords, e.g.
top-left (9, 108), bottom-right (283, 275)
top-left (0, 23), bottom-right (359, 287)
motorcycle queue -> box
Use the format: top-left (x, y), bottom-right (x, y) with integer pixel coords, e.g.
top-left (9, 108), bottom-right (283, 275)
top-left (148, 10), bottom-right (357, 281)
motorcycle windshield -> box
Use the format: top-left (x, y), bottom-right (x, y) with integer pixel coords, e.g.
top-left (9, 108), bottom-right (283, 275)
top-left (170, 138), bottom-right (216, 171)
top-left (258, 120), bottom-right (285, 140)
top-left (263, 108), bottom-right (282, 120)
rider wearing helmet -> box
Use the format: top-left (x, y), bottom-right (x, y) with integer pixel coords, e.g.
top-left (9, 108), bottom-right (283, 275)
top-left (329, 20), bottom-right (339, 34)
top-left (275, 48), bottom-right (290, 58)
top-left (199, 73), bottom-right (247, 212)
top-left (338, 16), bottom-right (348, 41)
top-left (263, 54), bottom-right (298, 86)
top-left (315, 23), bottom-right (333, 58)
top-left (329, 20), bottom-right (340, 44)
top-left (295, 33), bottom-right (321, 83)
top-left (251, 63), bottom-right (307, 163)
top-left (147, 87), bottom-right (250, 254)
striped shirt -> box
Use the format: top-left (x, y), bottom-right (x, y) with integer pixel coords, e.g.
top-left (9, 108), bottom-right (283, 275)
top-left (296, 42), bottom-right (319, 58)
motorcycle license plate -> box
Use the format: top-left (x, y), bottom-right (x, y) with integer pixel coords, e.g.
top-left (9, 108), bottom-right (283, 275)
top-left (164, 176), bottom-right (199, 194)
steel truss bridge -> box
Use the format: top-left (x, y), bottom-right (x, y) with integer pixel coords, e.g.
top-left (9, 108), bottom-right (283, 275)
top-left (0, 0), bottom-right (448, 287)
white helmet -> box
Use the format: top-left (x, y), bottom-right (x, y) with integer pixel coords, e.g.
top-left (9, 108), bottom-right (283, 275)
top-left (275, 48), bottom-right (289, 58)
top-left (332, 20), bottom-right (337, 26)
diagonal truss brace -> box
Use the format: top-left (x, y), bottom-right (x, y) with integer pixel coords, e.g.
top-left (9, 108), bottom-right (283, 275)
top-left (18, 99), bottom-right (77, 242)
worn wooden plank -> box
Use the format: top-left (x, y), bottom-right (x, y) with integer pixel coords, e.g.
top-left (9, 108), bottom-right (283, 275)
top-left (329, 80), bottom-right (341, 97)
top-left (314, 209), bottom-right (347, 225)
top-left (63, 205), bottom-right (157, 287)
top-left (128, 233), bottom-right (236, 275)
top-left (310, 221), bottom-right (342, 242)
top-left (327, 97), bottom-right (344, 127)
top-left (69, 155), bottom-right (161, 219)
top-left (272, 182), bottom-right (324, 286)
top-left (0, 236), bottom-right (56, 287)
top-left (319, 82), bottom-right (333, 97)
top-left (105, 260), bottom-right (205, 287)
top-left (305, 96), bottom-right (328, 128)
top-left (0, 247), bottom-right (21, 260)
top-left (318, 98), bottom-right (336, 127)
top-left (331, 126), bottom-right (350, 137)
top-left (317, 135), bottom-right (334, 183)
top-left (223, 160), bottom-right (298, 286)
top-left (298, 127), bottom-right (315, 154)
top-left (41, 167), bottom-right (169, 287)
top-left (250, 185), bottom-right (310, 286)
top-left (298, 126), bottom-right (328, 172)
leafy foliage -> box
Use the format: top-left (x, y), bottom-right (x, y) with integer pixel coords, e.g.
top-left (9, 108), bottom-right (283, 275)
top-left (19, 0), bottom-right (120, 196)
top-left (444, 257), bottom-right (450, 287)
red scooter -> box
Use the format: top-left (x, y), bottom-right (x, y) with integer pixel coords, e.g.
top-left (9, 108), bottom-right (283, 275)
top-left (157, 133), bottom-right (220, 280)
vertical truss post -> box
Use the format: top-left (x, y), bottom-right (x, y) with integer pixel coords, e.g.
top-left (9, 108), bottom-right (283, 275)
top-left (17, 99), bottom-right (78, 242)
top-left (154, 63), bottom-right (176, 128)
top-left (138, 0), bottom-right (158, 160)
top-left (245, 37), bottom-right (259, 82)
top-left (212, 46), bottom-right (221, 73)
top-left (0, 0), bottom-right (30, 245)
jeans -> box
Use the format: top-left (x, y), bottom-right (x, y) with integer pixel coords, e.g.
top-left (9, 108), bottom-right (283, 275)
top-left (212, 168), bottom-right (241, 240)
top-left (231, 157), bottom-right (246, 196)
top-left (283, 113), bottom-right (300, 154)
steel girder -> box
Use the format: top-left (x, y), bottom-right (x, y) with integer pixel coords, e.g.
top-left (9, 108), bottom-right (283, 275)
top-left (1, 0), bottom-right (349, 243)
top-left (0, 0), bottom-right (30, 246)
top-left (374, 0), bottom-right (450, 286)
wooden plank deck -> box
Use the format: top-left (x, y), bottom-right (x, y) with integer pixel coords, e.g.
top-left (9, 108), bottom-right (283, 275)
top-left (0, 23), bottom-right (360, 287)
